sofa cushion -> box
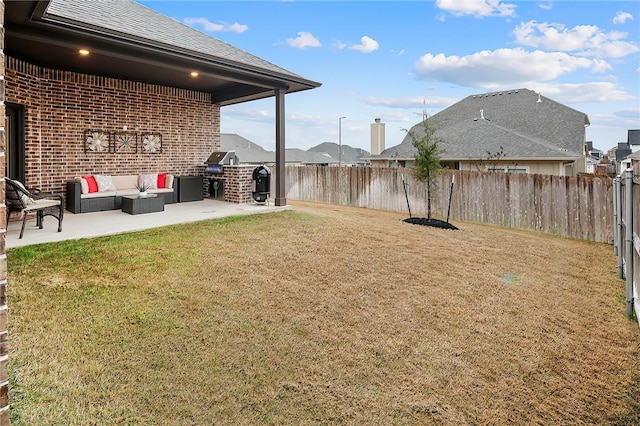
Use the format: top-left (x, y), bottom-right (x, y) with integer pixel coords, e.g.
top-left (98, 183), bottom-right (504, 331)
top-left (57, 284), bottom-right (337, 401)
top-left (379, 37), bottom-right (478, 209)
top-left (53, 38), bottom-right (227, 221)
top-left (111, 175), bottom-right (138, 191)
top-left (166, 175), bottom-right (174, 189)
top-left (139, 173), bottom-right (158, 190)
top-left (94, 174), bottom-right (117, 192)
top-left (149, 188), bottom-right (173, 194)
top-left (74, 177), bottom-right (89, 194)
top-left (158, 173), bottom-right (167, 188)
top-left (81, 190), bottom-right (116, 199)
top-left (82, 175), bottom-right (98, 193)
top-left (116, 189), bottom-right (140, 197)
top-left (6, 180), bottom-right (35, 206)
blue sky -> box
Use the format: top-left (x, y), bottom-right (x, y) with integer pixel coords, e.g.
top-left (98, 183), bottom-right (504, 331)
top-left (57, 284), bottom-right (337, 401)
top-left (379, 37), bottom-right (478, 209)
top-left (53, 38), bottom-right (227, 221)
top-left (141, 0), bottom-right (639, 153)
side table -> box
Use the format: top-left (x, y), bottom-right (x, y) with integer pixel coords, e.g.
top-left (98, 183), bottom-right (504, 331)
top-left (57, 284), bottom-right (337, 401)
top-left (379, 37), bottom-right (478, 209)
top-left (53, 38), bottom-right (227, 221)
top-left (175, 176), bottom-right (204, 202)
top-left (121, 194), bottom-right (165, 215)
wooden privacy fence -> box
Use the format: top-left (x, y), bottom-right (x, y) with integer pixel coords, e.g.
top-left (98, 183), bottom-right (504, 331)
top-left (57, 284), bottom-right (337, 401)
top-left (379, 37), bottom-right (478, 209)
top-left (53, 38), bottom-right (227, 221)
top-left (613, 170), bottom-right (640, 325)
top-left (283, 166), bottom-right (614, 243)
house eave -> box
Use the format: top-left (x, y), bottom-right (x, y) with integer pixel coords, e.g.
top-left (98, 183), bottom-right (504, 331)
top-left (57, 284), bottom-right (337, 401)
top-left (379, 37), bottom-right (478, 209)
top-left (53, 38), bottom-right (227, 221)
top-left (5, 0), bottom-right (321, 105)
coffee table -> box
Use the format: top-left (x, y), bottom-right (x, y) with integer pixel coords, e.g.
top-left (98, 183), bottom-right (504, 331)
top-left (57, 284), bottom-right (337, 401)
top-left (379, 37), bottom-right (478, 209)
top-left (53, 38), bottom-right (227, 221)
top-left (121, 194), bottom-right (165, 215)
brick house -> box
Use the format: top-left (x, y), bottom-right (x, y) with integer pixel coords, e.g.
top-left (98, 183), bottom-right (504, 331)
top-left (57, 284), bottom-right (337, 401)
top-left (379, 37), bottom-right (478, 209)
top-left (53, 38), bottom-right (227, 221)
top-left (369, 89), bottom-right (589, 177)
top-left (0, 0), bottom-right (320, 423)
top-left (4, 0), bottom-right (320, 205)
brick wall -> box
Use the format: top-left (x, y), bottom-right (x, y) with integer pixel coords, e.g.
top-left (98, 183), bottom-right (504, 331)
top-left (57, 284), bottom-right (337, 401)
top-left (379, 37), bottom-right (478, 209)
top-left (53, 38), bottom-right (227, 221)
top-left (204, 165), bottom-right (256, 204)
top-left (5, 57), bottom-right (220, 195)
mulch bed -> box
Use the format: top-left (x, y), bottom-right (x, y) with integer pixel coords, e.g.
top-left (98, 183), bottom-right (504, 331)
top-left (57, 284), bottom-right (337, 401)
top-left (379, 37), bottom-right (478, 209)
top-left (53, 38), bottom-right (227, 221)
top-left (403, 217), bottom-right (459, 230)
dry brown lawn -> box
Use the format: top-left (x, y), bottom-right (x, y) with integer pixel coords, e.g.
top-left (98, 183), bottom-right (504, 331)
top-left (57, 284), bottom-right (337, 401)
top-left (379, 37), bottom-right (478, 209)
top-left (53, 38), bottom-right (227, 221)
top-left (7, 200), bottom-right (640, 425)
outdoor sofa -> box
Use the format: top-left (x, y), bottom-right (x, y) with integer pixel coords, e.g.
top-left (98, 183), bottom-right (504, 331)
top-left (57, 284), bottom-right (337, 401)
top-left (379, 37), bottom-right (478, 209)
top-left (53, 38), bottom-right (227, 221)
top-left (66, 173), bottom-right (177, 213)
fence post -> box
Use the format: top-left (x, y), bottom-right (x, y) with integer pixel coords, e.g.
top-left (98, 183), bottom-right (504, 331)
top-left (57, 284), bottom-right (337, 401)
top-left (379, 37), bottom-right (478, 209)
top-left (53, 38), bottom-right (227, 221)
top-left (615, 177), bottom-right (624, 278)
top-left (613, 177), bottom-right (619, 256)
top-left (624, 169), bottom-right (634, 318)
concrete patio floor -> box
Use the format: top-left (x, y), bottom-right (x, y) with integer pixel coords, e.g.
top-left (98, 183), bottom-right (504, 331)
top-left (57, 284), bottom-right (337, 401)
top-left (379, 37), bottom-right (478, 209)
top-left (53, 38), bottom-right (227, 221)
top-left (5, 199), bottom-right (291, 249)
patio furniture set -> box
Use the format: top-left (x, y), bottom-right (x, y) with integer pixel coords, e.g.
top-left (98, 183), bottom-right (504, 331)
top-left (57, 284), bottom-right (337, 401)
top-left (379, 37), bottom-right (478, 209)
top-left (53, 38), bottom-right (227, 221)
top-left (6, 174), bottom-right (205, 239)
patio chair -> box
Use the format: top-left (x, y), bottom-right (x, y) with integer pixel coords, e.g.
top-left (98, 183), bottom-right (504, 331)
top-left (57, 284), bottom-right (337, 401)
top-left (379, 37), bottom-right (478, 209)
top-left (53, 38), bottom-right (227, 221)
top-left (5, 178), bottom-right (64, 239)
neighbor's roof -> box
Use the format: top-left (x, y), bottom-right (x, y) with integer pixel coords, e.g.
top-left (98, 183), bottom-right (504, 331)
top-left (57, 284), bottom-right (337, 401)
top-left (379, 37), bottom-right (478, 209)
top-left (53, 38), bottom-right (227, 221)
top-left (308, 142), bottom-right (370, 164)
top-left (221, 134), bottom-right (338, 165)
top-left (371, 88), bottom-right (589, 161)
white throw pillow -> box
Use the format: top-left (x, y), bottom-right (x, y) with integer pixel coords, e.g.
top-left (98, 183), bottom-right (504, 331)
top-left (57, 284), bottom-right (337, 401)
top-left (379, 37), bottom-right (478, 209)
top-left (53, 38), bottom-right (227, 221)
top-left (166, 175), bottom-right (174, 189)
top-left (138, 173), bottom-right (158, 190)
top-left (74, 177), bottom-right (89, 194)
top-left (8, 180), bottom-right (35, 205)
top-left (94, 175), bottom-right (117, 192)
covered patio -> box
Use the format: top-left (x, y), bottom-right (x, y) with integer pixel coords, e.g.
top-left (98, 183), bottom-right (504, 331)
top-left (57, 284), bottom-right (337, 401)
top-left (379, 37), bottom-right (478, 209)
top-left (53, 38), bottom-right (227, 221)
top-left (5, 199), bottom-right (291, 249)
top-left (4, 0), bottom-right (320, 205)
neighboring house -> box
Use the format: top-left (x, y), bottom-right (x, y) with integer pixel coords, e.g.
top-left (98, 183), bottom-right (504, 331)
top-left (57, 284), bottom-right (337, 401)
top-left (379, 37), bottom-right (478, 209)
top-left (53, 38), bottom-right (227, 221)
top-left (4, 0), bottom-right (320, 205)
top-left (585, 141), bottom-right (604, 174)
top-left (220, 134), bottom-right (276, 165)
top-left (369, 89), bottom-right (589, 177)
top-left (614, 130), bottom-right (640, 174)
top-left (220, 134), bottom-right (339, 166)
top-left (308, 142), bottom-right (370, 166)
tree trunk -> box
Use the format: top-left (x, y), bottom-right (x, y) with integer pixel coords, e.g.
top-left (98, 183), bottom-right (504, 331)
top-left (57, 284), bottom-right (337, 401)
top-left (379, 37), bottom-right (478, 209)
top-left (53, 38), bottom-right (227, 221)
top-left (426, 169), bottom-right (432, 219)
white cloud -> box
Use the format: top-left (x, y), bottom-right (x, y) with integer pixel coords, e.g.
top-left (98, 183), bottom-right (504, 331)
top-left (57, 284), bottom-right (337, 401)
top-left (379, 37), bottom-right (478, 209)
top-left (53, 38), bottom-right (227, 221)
top-left (614, 108), bottom-right (640, 119)
top-left (413, 48), bottom-right (596, 88)
top-left (183, 17), bottom-right (247, 33)
top-left (379, 111), bottom-right (414, 123)
top-left (590, 59), bottom-right (613, 73)
top-left (333, 40), bottom-right (347, 50)
top-left (613, 11), bottom-right (634, 25)
top-left (349, 36), bottom-right (380, 53)
top-left (286, 32), bottom-right (321, 49)
top-left (222, 109), bottom-right (270, 122)
top-left (287, 113), bottom-right (318, 125)
top-left (538, 3), bottom-right (553, 11)
top-left (527, 82), bottom-right (635, 103)
top-left (435, 0), bottom-right (517, 18)
top-left (362, 95), bottom-right (454, 110)
top-left (513, 20), bottom-right (639, 59)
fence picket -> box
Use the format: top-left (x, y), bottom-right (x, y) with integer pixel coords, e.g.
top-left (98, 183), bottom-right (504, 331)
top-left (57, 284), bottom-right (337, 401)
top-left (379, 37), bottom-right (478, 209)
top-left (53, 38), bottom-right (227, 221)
top-left (284, 166), bottom-right (614, 243)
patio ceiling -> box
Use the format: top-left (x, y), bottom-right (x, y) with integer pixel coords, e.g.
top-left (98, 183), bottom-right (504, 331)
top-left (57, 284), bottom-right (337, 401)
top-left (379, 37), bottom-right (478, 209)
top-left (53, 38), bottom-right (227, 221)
top-left (4, 0), bottom-right (321, 106)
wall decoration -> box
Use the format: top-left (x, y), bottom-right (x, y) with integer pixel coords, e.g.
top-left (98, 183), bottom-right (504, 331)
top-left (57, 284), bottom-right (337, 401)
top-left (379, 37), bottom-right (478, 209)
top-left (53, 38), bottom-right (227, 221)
top-left (82, 129), bottom-right (163, 154)
top-left (114, 131), bottom-right (137, 153)
top-left (84, 130), bottom-right (110, 153)
top-left (141, 133), bottom-right (162, 153)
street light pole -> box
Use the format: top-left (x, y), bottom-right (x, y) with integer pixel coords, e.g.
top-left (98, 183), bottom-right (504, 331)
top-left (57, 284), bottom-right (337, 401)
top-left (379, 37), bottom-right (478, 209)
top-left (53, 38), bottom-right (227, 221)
top-left (339, 116), bottom-right (346, 167)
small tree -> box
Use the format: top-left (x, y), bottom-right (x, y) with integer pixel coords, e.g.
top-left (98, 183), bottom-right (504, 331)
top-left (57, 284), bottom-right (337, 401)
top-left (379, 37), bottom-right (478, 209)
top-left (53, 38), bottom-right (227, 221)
top-left (472, 145), bottom-right (505, 171)
top-left (405, 119), bottom-right (444, 219)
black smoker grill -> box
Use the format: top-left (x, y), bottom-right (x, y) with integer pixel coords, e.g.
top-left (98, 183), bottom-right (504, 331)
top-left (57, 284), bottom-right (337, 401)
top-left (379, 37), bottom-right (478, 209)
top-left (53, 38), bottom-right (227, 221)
top-left (252, 165), bottom-right (271, 205)
top-left (205, 151), bottom-right (238, 200)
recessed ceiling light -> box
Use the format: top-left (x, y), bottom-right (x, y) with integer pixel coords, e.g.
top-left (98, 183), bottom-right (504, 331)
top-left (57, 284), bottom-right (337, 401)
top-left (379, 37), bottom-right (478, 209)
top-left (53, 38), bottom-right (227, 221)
top-left (190, 71), bottom-right (199, 77)
top-left (79, 49), bottom-right (90, 56)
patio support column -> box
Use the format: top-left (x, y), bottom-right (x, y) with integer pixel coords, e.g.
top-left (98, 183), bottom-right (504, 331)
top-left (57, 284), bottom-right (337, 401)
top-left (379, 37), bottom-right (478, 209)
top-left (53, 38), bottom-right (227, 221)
top-left (274, 87), bottom-right (286, 206)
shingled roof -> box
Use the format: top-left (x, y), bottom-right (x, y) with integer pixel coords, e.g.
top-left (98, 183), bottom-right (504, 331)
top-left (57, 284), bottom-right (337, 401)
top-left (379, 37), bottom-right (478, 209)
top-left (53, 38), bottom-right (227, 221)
top-left (373, 89), bottom-right (589, 161)
top-left (44, 0), bottom-right (303, 79)
top-left (5, 0), bottom-right (321, 105)
top-left (221, 134), bottom-right (338, 165)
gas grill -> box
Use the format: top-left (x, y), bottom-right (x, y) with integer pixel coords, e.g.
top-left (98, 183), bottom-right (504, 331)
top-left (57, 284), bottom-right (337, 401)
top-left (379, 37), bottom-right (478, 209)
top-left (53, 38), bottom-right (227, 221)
top-left (204, 151), bottom-right (238, 174)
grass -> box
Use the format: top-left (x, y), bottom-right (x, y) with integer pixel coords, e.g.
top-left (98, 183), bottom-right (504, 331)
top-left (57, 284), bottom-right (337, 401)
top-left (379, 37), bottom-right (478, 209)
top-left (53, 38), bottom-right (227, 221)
top-left (7, 201), bottom-right (640, 425)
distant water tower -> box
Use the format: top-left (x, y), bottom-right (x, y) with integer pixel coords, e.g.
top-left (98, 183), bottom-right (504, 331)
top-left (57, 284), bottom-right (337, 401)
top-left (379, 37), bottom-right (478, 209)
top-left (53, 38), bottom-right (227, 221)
top-left (371, 118), bottom-right (385, 155)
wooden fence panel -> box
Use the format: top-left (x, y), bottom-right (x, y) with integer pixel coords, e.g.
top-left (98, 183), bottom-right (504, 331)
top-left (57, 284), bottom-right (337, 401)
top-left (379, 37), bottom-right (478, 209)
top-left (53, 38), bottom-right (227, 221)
top-left (284, 166), bottom-right (614, 243)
